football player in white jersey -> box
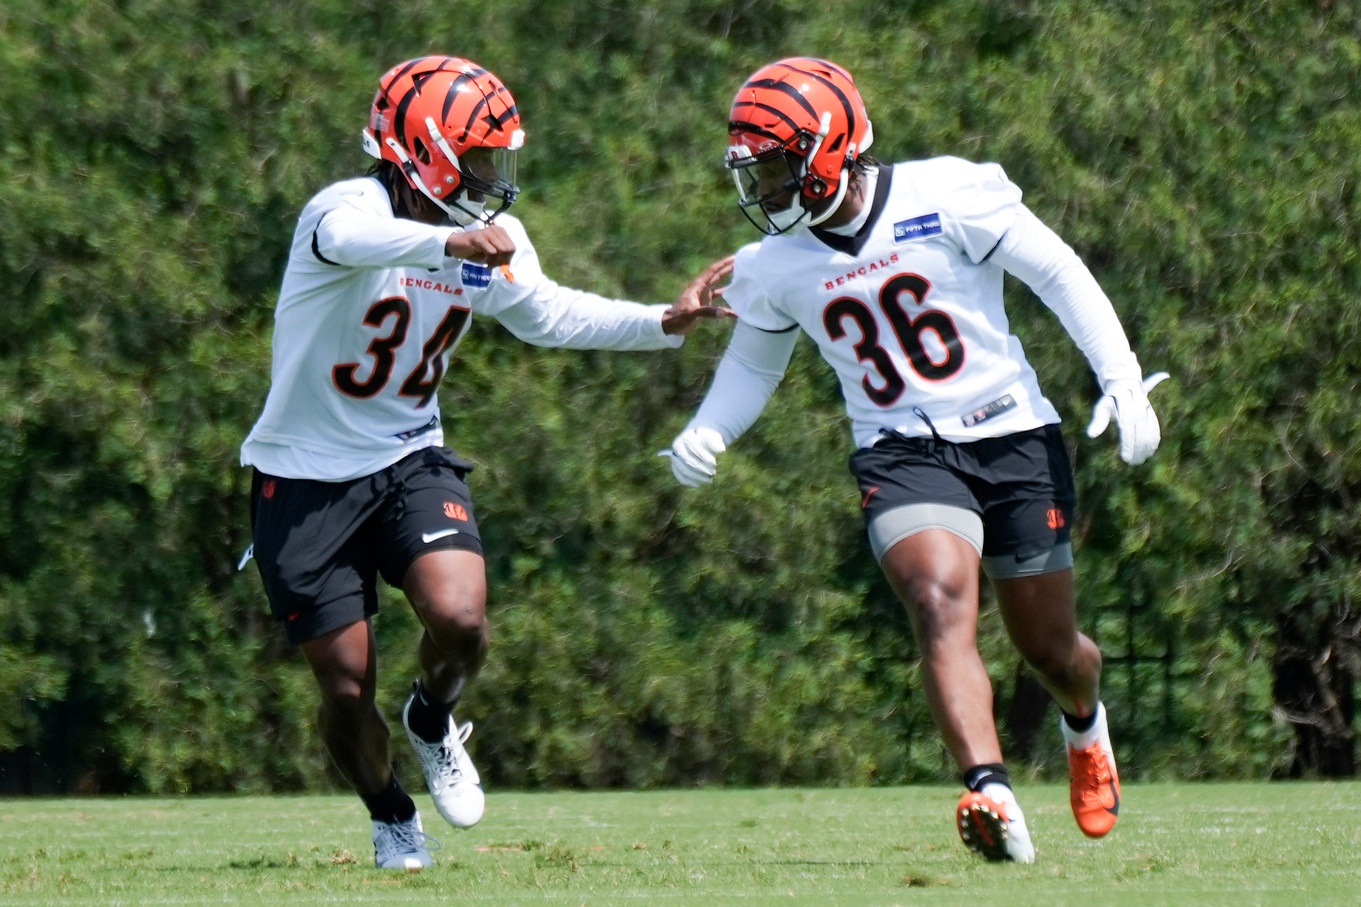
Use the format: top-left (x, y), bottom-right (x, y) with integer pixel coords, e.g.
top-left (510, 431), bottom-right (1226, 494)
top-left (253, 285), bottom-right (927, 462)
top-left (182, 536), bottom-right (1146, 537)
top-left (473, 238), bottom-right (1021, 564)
top-left (668, 57), bottom-right (1167, 863)
top-left (241, 56), bottom-right (732, 870)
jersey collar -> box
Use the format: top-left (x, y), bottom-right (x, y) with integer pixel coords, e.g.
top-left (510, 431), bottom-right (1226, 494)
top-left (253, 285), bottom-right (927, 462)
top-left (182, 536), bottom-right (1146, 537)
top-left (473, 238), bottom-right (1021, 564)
top-left (809, 163), bottom-right (893, 257)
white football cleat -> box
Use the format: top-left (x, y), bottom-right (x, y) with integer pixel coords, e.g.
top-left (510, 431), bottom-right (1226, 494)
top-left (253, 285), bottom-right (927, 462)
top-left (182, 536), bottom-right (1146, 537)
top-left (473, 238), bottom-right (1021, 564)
top-left (372, 811), bottom-right (438, 870)
top-left (956, 783), bottom-right (1036, 864)
top-left (403, 697), bottom-right (486, 828)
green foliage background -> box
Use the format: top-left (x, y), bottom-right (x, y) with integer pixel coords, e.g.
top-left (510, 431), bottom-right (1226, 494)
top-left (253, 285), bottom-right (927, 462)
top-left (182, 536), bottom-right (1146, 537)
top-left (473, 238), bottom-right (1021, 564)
top-left (0, 0), bottom-right (1356, 793)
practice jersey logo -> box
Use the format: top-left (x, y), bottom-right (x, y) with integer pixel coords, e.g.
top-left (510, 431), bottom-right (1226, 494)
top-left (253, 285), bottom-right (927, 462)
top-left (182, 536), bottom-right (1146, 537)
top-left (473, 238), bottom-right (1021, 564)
top-left (893, 213), bottom-right (943, 244)
top-left (460, 262), bottom-right (492, 288)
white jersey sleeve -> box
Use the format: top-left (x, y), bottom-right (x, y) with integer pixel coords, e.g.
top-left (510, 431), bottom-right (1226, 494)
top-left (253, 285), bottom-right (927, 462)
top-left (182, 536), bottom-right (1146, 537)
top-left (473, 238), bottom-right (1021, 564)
top-left (683, 320), bottom-right (798, 444)
top-left (312, 181), bottom-right (455, 269)
top-left (725, 242), bottom-right (799, 332)
top-left (936, 157), bottom-right (1024, 263)
top-left (990, 206), bottom-right (1142, 387)
top-left (459, 216), bottom-right (679, 350)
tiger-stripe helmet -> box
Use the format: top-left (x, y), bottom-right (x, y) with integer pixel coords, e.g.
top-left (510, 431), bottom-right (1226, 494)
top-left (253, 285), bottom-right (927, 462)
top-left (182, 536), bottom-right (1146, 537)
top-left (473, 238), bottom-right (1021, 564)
top-left (726, 57), bottom-right (874, 234)
top-left (362, 56), bottom-right (525, 224)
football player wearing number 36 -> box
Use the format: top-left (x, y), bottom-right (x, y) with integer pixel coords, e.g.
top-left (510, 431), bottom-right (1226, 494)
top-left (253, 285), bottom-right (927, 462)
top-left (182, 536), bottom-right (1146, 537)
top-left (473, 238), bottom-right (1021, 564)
top-left (667, 57), bottom-right (1167, 864)
top-left (240, 56), bottom-right (732, 871)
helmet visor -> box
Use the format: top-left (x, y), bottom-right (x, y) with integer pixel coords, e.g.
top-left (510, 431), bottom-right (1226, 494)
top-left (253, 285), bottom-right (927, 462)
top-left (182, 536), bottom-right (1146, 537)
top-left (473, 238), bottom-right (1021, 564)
top-left (728, 150), bottom-right (808, 234)
top-left (458, 146), bottom-right (521, 218)
top-left (730, 153), bottom-right (800, 210)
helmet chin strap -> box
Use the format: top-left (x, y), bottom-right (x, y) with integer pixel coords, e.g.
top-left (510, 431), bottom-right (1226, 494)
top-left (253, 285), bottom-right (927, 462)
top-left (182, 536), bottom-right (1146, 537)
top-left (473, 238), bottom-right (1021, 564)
top-left (797, 112), bottom-right (847, 227)
top-left (383, 135), bottom-right (492, 226)
top-left (804, 168), bottom-right (851, 227)
top-left (446, 197), bottom-right (487, 226)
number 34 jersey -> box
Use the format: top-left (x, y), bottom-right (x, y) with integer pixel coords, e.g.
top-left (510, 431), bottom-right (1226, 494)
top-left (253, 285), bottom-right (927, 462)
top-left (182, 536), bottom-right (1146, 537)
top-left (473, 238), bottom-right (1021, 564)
top-left (242, 176), bottom-right (675, 481)
top-left (727, 156), bottom-right (1062, 449)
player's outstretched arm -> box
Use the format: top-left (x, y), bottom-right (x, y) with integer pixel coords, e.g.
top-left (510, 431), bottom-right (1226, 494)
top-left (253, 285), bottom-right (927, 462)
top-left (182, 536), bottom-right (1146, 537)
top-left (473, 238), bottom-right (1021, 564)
top-left (989, 206), bottom-right (1169, 465)
top-left (661, 255), bottom-right (738, 336)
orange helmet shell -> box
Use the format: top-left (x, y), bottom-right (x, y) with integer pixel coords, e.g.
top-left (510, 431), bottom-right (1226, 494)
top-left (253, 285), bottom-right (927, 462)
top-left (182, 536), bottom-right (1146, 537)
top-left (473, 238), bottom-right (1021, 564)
top-left (362, 56), bottom-right (524, 213)
top-left (728, 57), bottom-right (873, 204)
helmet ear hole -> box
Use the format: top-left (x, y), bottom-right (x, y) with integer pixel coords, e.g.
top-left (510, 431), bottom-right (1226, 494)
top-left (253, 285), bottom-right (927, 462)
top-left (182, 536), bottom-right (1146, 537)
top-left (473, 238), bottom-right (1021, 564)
top-left (412, 137), bottom-right (431, 165)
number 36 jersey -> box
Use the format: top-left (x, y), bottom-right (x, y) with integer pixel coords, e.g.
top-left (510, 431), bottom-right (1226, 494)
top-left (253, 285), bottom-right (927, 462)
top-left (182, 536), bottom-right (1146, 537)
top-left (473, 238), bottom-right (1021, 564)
top-left (727, 157), bottom-right (1062, 449)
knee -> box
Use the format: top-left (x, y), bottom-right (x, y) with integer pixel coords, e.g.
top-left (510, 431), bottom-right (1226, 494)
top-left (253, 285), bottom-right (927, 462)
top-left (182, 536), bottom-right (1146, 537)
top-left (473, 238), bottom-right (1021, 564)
top-left (1021, 638), bottom-right (1080, 684)
top-left (899, 574), bottom-right (974, 643)
top-left (315, 671), bottom-right (372, 719)
top-left (418, 588), bottom-right (488, 651)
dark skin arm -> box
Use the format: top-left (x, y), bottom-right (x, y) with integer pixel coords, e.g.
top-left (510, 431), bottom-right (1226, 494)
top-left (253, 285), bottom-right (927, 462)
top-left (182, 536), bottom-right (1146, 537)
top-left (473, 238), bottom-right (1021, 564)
top-left (662, 255), bottom-right (737, 336)
top-left (445, 226), bottom-right (515, 267)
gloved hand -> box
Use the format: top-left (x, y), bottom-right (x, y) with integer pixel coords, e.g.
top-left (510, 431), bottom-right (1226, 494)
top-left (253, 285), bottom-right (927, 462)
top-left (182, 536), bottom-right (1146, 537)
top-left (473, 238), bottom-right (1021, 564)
top-left (1086, 372), bottom-right (1169, 465)
top-left (664, 426), bottom-right (727, 487)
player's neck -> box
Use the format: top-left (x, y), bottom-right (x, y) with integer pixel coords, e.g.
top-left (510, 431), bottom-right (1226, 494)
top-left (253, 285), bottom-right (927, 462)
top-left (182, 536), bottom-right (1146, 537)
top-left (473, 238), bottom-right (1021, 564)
top-left (817, 172), bottom-right (868, 230)
top-left (816, 168), bottom-right (875, 233)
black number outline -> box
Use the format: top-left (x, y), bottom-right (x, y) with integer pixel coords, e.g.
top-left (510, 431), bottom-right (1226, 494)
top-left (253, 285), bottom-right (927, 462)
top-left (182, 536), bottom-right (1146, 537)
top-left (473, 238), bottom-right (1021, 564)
top-left (333, 297), bottom-right (411, 398)
top-left (332, 298), bottom-right (472, 406)
top-left (820, 272), bottom-right (965, 408)
top-left (398, 306), bottom-right (472, 407)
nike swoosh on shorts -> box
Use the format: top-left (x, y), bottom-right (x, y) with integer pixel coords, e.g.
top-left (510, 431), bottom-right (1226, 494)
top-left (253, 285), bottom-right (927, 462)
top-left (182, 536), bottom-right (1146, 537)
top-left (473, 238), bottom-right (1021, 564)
top-left (421, 529), bottom-right (461, 544)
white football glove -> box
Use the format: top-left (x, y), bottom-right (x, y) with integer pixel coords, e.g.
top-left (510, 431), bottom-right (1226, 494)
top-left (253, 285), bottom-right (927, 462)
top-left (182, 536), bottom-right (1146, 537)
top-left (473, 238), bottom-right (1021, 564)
top-left (664, 426), bottom-right (727, 487)
top-left (1086, 372), bottom-right (1169, 465)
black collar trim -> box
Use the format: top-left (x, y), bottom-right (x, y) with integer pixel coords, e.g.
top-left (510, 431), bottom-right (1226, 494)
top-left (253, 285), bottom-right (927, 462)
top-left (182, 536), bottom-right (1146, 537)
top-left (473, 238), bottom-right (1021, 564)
top-left (810, 164), bottom-right (893, 256)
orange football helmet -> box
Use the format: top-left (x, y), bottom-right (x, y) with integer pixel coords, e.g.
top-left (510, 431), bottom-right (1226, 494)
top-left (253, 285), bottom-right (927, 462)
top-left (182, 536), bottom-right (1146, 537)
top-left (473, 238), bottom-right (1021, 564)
top-left (362, 56), bottom-right (524, 224)
top-left (726, 57), bottom-right (874, 234)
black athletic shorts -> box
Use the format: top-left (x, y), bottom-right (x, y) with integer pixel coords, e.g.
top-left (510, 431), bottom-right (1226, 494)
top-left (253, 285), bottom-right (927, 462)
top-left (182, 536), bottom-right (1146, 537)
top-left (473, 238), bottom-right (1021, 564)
top-left (249, 446), bottom-right (483, 645)
top-left (848, 424), bottom-right (1076, 561)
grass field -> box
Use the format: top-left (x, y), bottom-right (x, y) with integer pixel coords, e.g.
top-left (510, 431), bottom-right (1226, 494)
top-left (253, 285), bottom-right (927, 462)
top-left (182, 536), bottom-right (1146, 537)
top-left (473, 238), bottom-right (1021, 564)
top-left (1, 783), bottom-right (1357, 906)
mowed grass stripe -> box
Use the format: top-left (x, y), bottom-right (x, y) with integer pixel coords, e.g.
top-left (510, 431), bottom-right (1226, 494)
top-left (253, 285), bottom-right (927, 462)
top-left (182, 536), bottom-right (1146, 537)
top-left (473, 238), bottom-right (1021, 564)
top-left (1, 783), bottom-right (1358, 905)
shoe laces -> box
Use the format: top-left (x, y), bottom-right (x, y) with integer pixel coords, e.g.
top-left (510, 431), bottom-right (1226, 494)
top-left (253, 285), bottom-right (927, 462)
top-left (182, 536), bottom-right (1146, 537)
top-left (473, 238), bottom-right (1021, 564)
top-left (422, 721), bottom-right (473, 784)
top-left (1072, 744), bottom-right (1112, 795)
top-left (376, 819), bottom-right (441, 858)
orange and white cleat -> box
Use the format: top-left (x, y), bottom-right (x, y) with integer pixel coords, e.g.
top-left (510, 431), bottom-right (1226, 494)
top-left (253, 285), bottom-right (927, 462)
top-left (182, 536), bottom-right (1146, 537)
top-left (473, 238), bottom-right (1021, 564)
top-left (1062, 702), bottom-right (1121, 838)
top-left (956, 783), bottom-right (1036, 863)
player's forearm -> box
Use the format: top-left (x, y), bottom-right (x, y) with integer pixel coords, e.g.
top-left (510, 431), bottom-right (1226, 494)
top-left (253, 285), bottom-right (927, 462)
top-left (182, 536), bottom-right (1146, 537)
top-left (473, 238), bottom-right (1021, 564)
top-left (992, 206), bottom-right (1142, 385)
top-left (687, 321), bottom-right (796, 444)
top-left (495, 280), bottom-right (680, 350)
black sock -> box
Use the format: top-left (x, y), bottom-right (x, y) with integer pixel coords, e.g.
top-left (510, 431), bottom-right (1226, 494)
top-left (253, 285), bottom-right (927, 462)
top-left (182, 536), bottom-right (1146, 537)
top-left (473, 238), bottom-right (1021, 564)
top-left (1062, 708), bottom-right (1098, 733)
top-left (406, 679), bottom-right (455, 744)
top-left (963, 763), bottom-right (1011, 793)
top-left (362, 773), bottom-right (417, 824)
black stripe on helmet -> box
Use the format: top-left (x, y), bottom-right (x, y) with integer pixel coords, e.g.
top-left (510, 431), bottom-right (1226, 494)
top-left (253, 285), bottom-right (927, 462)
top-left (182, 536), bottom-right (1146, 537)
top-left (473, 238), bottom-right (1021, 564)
top-left (742, 77), bottom-right (820, 123)
top-left (439, 71), bottom-right (481, 124)
top-left (458, 86), bottom-right (516, 141)
top-left (392, 83), bottom-right (419, 151)
top-left (727, 119), bottom-right (789, 147)
top-left (771, 60), bottom-right (857, 145)
top-left (730, 99), bottom-right (804, 141)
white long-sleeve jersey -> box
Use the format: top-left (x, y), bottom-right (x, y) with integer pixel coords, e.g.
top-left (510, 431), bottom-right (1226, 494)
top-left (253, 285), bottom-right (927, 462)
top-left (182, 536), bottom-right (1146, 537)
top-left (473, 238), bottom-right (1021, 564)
top-left (241, 176), bottom-right (680, 481)
top-left (686, 157), bottom-right (1144, 450)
